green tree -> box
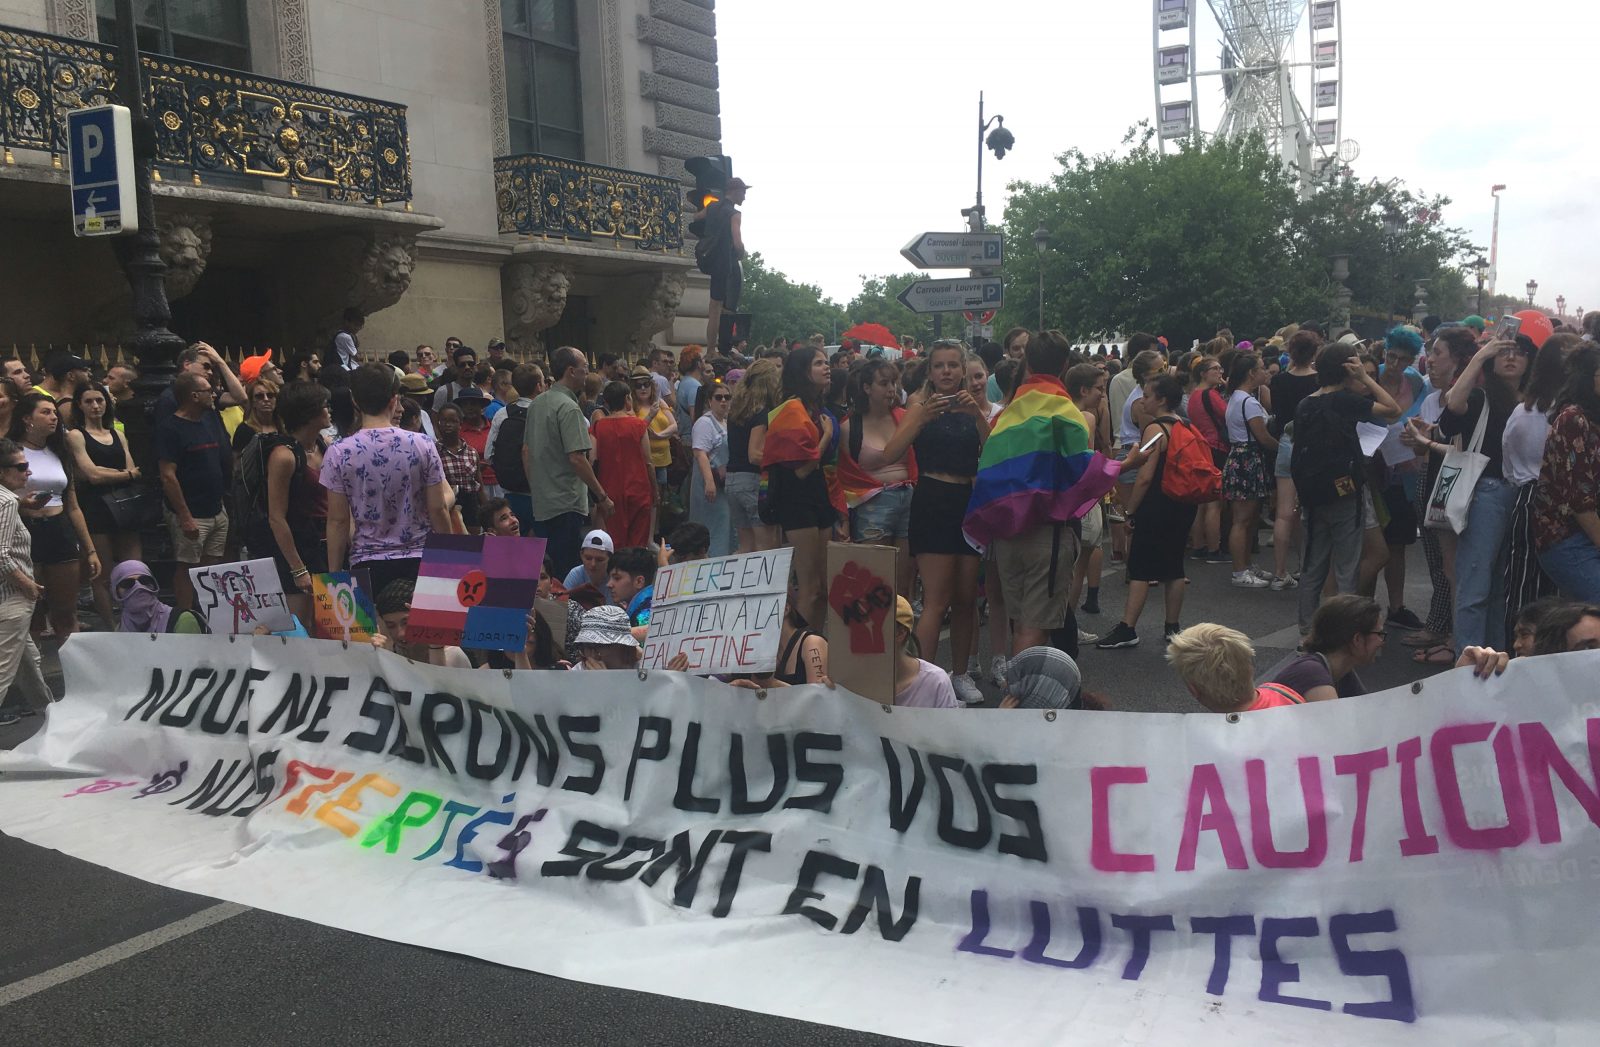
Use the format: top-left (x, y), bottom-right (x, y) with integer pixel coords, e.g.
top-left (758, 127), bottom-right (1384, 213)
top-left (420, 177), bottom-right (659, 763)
top-left (999, 129), bottom-right (1480, 343)
top-left (738, 252), bottom-right (845, 347)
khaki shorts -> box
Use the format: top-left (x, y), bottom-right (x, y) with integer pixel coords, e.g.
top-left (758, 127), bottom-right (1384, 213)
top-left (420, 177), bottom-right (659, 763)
top-left (994, 524), bottom-right (1080, 631)
top-left (167, 510), bottom-right (229, 563)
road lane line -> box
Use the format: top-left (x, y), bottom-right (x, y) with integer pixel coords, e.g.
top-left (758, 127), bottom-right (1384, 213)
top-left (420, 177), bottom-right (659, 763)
top-left (0, 902), bottom-right (249, 1007)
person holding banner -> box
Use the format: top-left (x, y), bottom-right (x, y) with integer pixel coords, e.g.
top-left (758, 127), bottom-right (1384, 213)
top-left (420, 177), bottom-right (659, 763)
top-left (373, 578), bottom-right (470, 668)
top-left (322, 364), bottom-right (451, 597)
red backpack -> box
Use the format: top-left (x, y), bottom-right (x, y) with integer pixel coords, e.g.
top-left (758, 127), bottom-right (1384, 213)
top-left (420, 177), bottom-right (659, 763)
top-left (1157, 419), bottom-right (1222, 504)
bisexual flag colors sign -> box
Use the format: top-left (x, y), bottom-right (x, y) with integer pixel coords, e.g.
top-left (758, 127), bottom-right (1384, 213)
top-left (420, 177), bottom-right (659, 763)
top-left (407, 534), bottom-right (546, 650)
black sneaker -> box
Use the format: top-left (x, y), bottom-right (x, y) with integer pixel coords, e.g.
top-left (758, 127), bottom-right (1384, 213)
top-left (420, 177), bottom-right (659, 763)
top-left (1095, 622), bottom-right (1140, 649)
top-left (1080, 593), bottom-right (1100, 615)
top-left (1164, 621), bottom-right (1182, 641)
top-left (1386, 606), bottom-right (1425, 631)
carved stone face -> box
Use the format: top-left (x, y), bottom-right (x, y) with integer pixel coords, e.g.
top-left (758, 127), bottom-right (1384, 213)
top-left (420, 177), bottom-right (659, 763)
top-left (158, 217), bottom-right (213, 300)
top-left (364, 240), bottom-right (415, 301)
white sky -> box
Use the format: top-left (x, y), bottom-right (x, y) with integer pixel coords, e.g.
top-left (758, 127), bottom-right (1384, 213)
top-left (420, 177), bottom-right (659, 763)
top-left (718, 0), bottom-right (1598, 319)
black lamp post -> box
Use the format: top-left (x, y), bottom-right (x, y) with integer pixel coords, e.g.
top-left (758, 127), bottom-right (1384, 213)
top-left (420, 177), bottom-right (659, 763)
top-left (110, 0), bottom-right (185, 467)
top-left (1471, 255), bottom-right (1489, 315)
top-left (1526, 279), bottom-right (1538, 308)
top-left (1031, 224), bottom-right (1049, 330)
top-left (963, 92), bottom-right (1014, 234)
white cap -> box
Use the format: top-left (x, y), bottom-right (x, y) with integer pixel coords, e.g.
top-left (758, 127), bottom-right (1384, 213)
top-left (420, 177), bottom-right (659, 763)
top-left (582, 529), bottom-right (614, 554)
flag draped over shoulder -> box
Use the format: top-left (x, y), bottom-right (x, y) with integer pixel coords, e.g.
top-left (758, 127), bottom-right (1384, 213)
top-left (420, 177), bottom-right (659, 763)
top-left (760, 397), bottom-right (819, 468)
top-left (836, 408), bottom-right (917, 509)
top-left (962, 374), bottom-right (1121, 550)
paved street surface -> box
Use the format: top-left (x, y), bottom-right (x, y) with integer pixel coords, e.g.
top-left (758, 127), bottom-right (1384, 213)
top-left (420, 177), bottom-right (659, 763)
top-left (0, 546), bottom-right (1440, 1046)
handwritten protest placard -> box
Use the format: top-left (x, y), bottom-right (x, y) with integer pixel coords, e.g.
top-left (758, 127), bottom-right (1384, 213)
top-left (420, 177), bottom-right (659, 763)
top-left (310, 572), bottom-right (378, 642)
top-left (408, 533), bottom-right (546, 650)
top-left (188, 557), bottom-right (291, 635)
top-left (641, 547), bottom-right (793, 674)
top-left (825, 541), bottom-right (897, 704)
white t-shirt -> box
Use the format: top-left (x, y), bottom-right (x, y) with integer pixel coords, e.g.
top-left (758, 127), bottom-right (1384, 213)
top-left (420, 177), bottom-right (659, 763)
top-left (1119, 387), bottom-right (1144, 447)
top-left (1501, 402), bottom-right (1551, 487)
top-left (1225, 389), bottom-right (1266, 445)
top-left (22, 446), bottom-right (68, 509)
top-left (691, 413), bottom-right (727, 457)
top-left (895, 659), bottom-right (959, 708)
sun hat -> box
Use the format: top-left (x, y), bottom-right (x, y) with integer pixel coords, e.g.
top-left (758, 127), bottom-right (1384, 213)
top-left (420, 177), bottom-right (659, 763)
top-left (1004, 646), bottom-right (1083, 710)
top-left (573, 605), bottom-right (639, 649)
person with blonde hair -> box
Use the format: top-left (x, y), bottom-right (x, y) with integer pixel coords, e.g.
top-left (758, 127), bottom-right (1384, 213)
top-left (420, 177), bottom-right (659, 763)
top-left (1164, 623), bottom-right (1306, 712)
top-left (726, 357), bottom-right (782, 551)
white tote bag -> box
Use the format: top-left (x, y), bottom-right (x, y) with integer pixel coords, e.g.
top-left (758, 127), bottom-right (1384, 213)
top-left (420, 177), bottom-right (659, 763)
top-left (1423, 399), bottom-right (1489, 534)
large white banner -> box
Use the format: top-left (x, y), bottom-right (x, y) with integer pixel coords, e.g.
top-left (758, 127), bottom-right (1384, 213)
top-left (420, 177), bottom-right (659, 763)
top-left (3, 635), bottom-right (1600, 1045)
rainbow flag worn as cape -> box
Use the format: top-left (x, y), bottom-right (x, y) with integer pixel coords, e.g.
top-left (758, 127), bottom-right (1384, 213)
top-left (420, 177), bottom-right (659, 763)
top-left (761, 397), bottom-right (819, 468)
top-left (962, 374), bottom-right (1121, 551)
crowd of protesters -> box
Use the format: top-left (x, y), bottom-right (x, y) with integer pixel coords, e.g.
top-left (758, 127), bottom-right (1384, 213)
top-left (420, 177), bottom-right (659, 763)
top-left (3, 305), bottom-right (1599, 726)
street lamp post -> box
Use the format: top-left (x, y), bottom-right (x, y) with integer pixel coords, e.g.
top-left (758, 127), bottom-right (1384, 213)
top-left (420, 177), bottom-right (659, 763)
top-left (110, 0), bottom-right (185, 468)
top-left (1471, 255), bottom-right (1489, 315)
top-left (963, 92), bottom-right (1014, 235)
top-left (1526, 279), bottom-right (1538, 308)
top-left (1556, 294), bottom-right (1566, 319)
top-left (1031, 224), bottom-right (1049, 330)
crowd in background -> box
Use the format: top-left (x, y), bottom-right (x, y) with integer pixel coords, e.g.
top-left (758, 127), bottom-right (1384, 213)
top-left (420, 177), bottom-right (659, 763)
top-left (3, 305), bottom-right (1600, 726)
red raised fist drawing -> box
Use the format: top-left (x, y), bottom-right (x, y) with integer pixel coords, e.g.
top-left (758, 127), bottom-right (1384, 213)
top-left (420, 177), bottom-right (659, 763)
top-left (829, 560), bottom-right (893, 654)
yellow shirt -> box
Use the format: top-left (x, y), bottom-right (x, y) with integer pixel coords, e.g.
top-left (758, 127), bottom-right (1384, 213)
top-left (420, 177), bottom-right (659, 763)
top-left (640, 405), bottom-right (673, 468)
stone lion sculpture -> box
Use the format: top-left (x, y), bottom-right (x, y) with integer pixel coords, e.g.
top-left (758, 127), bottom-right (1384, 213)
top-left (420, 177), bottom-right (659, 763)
top-left (157, 214), bottom-right (213, 301)
top-left (503, 260), bottom-right (573, 351)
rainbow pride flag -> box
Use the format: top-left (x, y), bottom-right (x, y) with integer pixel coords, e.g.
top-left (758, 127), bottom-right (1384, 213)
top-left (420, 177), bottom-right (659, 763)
top-left (962, 374), bottom-right (1121, 550)
top-left (761, 397), bottom-right (819, 468)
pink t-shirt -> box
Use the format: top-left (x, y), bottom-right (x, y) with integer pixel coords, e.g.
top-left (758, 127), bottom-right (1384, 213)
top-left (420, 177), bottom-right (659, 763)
top-left (1244, 683), bottom-right (1305, 710)
top-left (896, 659), bottom-right (959, 708)
top-left (320, 427), bottom-right (445, 563)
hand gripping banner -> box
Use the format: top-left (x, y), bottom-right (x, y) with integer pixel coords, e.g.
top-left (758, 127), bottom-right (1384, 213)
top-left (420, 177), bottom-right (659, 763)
top-left (4, 635), bottom-right (1600, 1045)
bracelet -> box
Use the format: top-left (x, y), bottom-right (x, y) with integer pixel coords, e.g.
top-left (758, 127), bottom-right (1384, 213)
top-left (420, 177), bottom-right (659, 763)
top-left (291, 567), bottom-right (310, 578)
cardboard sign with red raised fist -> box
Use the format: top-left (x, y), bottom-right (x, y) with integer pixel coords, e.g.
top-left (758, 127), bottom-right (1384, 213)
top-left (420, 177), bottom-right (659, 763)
top-left (824, 541), bottom-right (897, 705)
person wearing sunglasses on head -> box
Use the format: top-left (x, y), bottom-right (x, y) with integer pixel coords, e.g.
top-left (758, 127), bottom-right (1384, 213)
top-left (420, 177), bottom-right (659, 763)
top-left (0, 437), bottom-right (53, 727)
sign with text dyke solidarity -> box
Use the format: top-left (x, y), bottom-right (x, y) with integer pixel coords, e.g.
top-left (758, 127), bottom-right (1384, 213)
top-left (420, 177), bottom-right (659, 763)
top-left (188, 558), bottom-right (292, 635)
top-left (825, 542), bottom-right (897, 705)
top-left (409, 534), bottom-right (546, 651)
top-left (7, 638), bottom-right (1600, 1045)
top-left (310, 572), bottom-right (378, 643)
top-left (641, 548), bottom-right (793, 675)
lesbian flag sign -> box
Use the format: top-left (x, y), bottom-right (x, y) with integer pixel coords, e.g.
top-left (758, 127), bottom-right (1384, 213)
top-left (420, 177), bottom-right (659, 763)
top-left (407, 533), bottom-right (546, 650)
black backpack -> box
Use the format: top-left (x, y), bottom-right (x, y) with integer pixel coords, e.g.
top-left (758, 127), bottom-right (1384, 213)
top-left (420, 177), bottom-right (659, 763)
top-left (491, 402), bottom-right (530, 493)
top-left (232, 432), bottom-right (305, 530)
top-left (1290, 395), bottom-right (1363, 508)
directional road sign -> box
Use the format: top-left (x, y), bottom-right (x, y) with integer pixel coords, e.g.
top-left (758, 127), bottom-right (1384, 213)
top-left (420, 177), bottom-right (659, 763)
top-left (67, 104), bottom-right (137, 237)
top-left (900, 231), bottom-right (1004, 269)
top-left (896, 277), bottom-right (1003, 315)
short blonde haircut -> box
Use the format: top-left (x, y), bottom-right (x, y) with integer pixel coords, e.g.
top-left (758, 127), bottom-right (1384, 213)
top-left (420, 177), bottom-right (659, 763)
top-left (1165, 623), bottom-right (1256, 712)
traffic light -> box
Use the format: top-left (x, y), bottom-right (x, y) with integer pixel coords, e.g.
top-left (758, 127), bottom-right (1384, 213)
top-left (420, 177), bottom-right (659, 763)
top-left (685, 155), bottom-right (733, 235)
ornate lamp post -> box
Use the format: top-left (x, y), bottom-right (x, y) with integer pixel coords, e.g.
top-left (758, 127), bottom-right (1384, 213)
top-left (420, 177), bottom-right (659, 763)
top-left (1031, 223), bottom-right (1049, 330)
top-left (1556, 294), bottom-right (1566, 319)
top-left (1526, 278), bottom-right (1538, 308)
top-left (1470, 255), bottom-right (1489, 315)
top-left (962, 92), bottom-right (1014, 234)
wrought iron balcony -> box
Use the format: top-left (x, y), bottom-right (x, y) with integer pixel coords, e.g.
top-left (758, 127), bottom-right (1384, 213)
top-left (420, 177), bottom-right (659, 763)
top-left (494, 153), bottom-right (682, 252)
top-left (0, 24), bottom-right (411, 206)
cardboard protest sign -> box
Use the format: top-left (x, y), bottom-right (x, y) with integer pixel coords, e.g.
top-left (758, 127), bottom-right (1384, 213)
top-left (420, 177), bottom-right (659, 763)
top-left (13, 636), bottom-right (1600, 1046)
top-left (641, 547), bottom-right (793, 674)
top-left (187, 557), bottom-right (292, 635)
top-left (409, 533), bottom-right (546, 650)
top-left (825, 541), bottom-right (896, 704)
top-left (310, 572), bottom-right (378, 642)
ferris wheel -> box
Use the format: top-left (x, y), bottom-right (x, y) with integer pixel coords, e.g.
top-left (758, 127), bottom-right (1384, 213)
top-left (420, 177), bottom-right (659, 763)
top-left (1151, 1), bottom-right (1351, 190)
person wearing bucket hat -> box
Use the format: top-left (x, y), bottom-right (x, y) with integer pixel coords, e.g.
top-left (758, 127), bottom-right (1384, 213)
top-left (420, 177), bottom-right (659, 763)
top-left (996, 647), bottom-right (1087, 710)
top-left (892, 596), bottom-right (960, 708)
top-left (569, 604), bottom-right (641, 670)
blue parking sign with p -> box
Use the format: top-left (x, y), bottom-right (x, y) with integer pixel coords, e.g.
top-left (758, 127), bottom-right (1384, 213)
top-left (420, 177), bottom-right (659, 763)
top-left (67, 104), bottom-right (137, 237)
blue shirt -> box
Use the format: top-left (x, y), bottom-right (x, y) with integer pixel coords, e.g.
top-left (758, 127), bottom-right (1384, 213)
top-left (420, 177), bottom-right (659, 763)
top-left (628, 585), bottom-right (654, 627)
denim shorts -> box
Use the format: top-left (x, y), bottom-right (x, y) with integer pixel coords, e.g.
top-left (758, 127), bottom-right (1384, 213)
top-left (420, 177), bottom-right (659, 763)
top-left (850, 485), bottom-right (912, 544)
top-left (1274, 433), bottom-right (1294, 479)
top-left (726, 471), bottom-right (761, 531)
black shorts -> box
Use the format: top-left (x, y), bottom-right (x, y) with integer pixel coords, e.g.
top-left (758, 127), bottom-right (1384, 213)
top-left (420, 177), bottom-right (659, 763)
top-left (251, 521), bottom-right (329, 590)
top-left (767, 465), bottom-right (836, 533)
top-left (1381, 483), bottom-right (1419, 547)
top-left (909, 477), bottom-right (979, 557)
top-left (709, 258), bottom-right (743, 307)
top-left (1128, 497), bottom-right (1198, 582)
top-left (353, 557), bottom-right (421, 605)
top-left (25, 513), bottom-right (81, 566)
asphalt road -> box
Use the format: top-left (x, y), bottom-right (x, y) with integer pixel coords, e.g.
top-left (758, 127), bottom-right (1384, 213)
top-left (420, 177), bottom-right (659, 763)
top-left (0, 544), bottom-right (1441, 1047)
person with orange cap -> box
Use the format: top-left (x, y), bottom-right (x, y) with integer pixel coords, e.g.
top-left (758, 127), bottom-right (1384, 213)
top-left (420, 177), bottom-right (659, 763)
top-left (238, 350), bottom-right (280, 387)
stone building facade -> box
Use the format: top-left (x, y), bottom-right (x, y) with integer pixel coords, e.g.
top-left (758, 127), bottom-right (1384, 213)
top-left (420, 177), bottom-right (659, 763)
top-left (0, 0), bottom-right (723, 359)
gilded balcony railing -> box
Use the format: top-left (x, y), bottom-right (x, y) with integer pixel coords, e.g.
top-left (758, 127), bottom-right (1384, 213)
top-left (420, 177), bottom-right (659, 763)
top-left (0, 24), bottom-right (411, 206)
top-left (494, 153), bottom-right (682, 252)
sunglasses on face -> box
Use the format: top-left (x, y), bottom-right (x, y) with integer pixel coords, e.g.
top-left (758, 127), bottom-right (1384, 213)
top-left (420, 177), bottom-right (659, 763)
top-left (712, 393), bottom-right (731, 402)
top-left (252, 392), bottom-right (277, 401)
top-left (2, 460), bottom-right (29, 472)
top-left (113, 574), bottom-right (157, 598)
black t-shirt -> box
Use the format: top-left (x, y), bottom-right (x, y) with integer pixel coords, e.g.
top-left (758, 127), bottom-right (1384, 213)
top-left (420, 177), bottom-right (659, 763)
top-left (1439, 386), bottom-right (1510, 480)
top-left (727, 416), bottom-right (759, 474)
top-left (1270, 371), bottom-right (1320, 438)
top-left (155, 411), bottom-right (231, 517)
top-left (695, 200), bottom-right (737, 274)
top-left (1291, 389), bottom-right (1375, 506)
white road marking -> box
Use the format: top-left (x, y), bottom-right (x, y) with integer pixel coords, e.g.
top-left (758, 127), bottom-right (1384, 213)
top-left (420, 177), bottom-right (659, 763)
top-left (0, 902), bottom-right (249, 1007)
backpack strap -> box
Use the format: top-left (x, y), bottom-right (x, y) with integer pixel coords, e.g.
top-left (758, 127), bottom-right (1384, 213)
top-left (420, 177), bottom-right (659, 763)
top-left (1258, 681), bottom-right (1306, 705)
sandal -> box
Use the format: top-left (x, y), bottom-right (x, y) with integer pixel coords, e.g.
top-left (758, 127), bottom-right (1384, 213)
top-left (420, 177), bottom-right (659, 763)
top-left (1401, 630), bottom-right (1445, 647)
top-left (1412, 643), bottom-right (1455, 666)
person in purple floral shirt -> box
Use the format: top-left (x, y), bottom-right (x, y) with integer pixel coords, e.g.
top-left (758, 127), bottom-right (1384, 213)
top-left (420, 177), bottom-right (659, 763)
top-left (1534, 346), bottom-right (1600, 602)
top-left (322, 363), bottom-right (451, 595)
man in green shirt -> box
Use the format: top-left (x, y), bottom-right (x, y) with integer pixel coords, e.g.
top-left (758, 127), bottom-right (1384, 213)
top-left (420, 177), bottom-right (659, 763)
top-left (526, 346), bottom-right (613, 576)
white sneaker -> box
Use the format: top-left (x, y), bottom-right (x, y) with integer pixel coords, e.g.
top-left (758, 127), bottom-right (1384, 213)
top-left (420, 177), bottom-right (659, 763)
top-left (1269, 574), bottom-right (1299, 591)
top-left (1249, 566), bottom-right (1275, 582)
top-left (951, 672), bottom-right (984, 705)
top-left (1078, 628), bottom-right (1100, 644)
top-left (967, 655), bottom-right (980, 678)
top-left (1232, 570), bottom-right (1270, 589)
top-left (989, 655), bottom-right (1009, 686)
